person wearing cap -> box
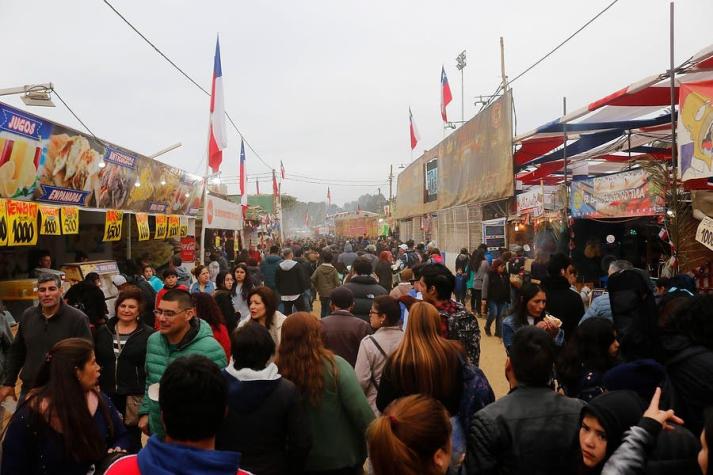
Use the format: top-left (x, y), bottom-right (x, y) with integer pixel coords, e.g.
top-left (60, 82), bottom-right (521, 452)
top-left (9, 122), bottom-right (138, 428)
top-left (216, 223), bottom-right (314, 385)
top-left (320, 287), bottom-right (372, 367)
top-left (138, 289), bottom-right (227, 439)
top-left (362, 244), bottom-right (379, 270)
top-left (0, 273), bottom-right (91, 403)
top-left (106, 355), bottom-right (252, 475)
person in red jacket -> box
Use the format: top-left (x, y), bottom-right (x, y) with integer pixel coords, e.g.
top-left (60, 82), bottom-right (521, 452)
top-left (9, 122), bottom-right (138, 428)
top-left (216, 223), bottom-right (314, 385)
top-left (104, 355), bottom-right (252, 474)
top-left (191, 293), bottom-right (231, 361)
top-left (154, 269), bottom-right (188, 330)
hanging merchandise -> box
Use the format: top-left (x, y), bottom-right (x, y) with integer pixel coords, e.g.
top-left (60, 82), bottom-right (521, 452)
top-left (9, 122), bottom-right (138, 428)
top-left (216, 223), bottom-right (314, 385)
top-left (154, 215), bottom-right (167, 239)
top-left (6, 200), bottom-right (38, 246)
top-left (60, 207), bottom-right (79, 234)
top-left (103, 210), bottom-right (123, 242)
top-left (0, 199), bottom-right (7, 246)
top-left (136, 213), bottom-right (150, 241)
top-left (39, 205), bottom-right (61, 235)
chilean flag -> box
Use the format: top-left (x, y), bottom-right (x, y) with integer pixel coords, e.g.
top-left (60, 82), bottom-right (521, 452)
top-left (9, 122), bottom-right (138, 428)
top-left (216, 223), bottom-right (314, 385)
top-left (272, 169), bottom-right (279, 196)
top-left (239, 140), bottom-right (247, 218)
top-left (280, 161), bottom-right (285, 180)
top-left (208, 37), bottom-right (227, 173)
top-left (440, 66), bottom-right (452, 123)
top-left (409, 107), bottom-right (420, 150)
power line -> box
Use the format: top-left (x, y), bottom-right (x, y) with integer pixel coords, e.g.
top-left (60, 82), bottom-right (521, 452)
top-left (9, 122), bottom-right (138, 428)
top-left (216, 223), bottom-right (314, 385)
top-left (480, 0), bottom-right (620, 110)
top-left (53, 89), bottom-right (108, 148)
top-left (101, 0), bottom-right (274, 172)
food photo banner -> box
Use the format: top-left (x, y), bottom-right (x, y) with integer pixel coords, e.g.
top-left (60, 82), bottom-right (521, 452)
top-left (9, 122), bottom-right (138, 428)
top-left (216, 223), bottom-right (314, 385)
top-left (570, 168), bottom-right (665, 218)
top-left (0, 101), bottom-right (204, 216)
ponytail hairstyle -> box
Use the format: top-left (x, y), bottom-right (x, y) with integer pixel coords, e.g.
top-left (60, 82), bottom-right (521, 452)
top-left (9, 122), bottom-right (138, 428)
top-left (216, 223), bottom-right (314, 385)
top-left (368, 395), bottom-right (451, 475)
top-left (23, 338), bottom-right (112, 463)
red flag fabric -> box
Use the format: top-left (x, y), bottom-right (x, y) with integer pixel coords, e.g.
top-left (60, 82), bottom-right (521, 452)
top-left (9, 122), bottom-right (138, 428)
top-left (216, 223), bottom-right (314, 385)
top-left (280, 161), bottom-right (285, 180)
top-left (409, 107), bottom-right (420, 150)
top-left (272, 169), bottom-right (279, 196)
top-left (239, 140), bottom-right (247, 219)
top-left (208, 38), bottom-right (227, 173)
top-left (440, 66), bottom-right (452, 123)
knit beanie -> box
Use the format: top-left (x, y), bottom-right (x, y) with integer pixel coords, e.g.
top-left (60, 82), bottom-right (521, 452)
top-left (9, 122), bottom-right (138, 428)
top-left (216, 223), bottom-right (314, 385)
top-left (581, 390), bottom-right (645, 457)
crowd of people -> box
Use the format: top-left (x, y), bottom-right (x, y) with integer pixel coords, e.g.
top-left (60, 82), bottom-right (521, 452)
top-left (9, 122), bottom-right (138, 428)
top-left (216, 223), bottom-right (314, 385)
top-left (0, 235), bottom-right (710, 475)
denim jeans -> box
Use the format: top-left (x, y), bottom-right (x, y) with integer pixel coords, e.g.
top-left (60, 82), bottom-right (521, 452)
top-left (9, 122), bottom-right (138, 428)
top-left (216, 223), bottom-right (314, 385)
top-left (320, 297), bottom-right (330, 318)
top-left (487, 301), bottom-right (507, 336)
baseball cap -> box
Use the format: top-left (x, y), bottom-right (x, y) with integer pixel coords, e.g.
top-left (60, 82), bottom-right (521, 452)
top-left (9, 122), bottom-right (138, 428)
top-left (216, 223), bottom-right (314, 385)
top-left (399, 244), bottom-right (408, 250)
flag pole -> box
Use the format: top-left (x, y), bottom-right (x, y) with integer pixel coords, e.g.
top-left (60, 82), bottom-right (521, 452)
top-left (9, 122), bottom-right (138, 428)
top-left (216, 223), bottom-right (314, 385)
top-left (200, 121), bottom-right (211, 265)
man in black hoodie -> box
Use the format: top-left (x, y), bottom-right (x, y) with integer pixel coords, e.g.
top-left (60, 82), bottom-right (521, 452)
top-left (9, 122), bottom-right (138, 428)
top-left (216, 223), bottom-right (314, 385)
top-left (217, 323), bottom-right (311, 475)
top-left (542, 253), bottom-right (584, 341)
top-left (343, 257), bottom-right (387, 322)
top-left (275, 248), bottom-right (308, 315)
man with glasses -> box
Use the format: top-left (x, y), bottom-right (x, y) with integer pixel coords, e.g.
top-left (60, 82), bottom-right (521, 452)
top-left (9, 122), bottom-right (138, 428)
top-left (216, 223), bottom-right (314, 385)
top-left (0, 273), bottom-right (91, 403)
top-left (138, 288), bottom-right (227, 439)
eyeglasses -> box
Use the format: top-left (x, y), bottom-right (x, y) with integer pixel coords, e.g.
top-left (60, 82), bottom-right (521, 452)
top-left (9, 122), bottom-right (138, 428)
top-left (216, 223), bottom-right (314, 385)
top-left (153, 308), bottom-right (190, 318)
top-left (368, 309), bottom-right (380, 315)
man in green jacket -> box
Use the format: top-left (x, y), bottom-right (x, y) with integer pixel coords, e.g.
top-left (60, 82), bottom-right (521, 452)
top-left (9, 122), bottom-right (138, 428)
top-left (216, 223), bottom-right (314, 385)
top-left (138, 289), bottom-right (227, 439)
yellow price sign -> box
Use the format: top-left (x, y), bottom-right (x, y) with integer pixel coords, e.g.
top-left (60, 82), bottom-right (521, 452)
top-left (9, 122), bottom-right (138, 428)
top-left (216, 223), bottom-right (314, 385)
top-left (39, 205), bottom-right (61, 236)
top-left (179, 216), bottom-right (189, 237)
top-left (61, 207), bottom-right (79, 234)
top-left (154, 215), bottom-right (167, 239)
top-left (167, 215), bottom-right (180, 239)
top-left (0, 199), bottom-right (7, 246)
top-left (136, 213), bottom-right (150, 241)
top-left (6, 200), bottom-right (38, 246)
top-left (103, 210), bottom-right (123, 242)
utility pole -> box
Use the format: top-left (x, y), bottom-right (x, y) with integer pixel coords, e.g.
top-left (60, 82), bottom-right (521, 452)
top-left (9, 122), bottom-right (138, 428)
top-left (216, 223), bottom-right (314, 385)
top-left (388, 164), bottom-right (394, 202)
top-left (500, 37), bottom-right (508, 91)
top-left (669, 1), bottom-right (679, 272)
top-left (456, 50), bottom-right (466, 123)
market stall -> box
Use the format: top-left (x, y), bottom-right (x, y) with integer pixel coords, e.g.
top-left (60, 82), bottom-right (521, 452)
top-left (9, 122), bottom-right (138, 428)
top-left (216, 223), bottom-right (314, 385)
top-left (0, 101), bottom-right (204, 319)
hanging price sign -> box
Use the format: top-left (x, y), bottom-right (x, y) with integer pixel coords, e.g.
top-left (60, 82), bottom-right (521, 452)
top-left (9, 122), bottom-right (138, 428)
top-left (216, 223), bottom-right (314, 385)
top-left (167, 215), bottom-right (180, 239)
top-left (39, 205), bottom-right (61, 236)
top-left (135, 213), bottom-right (150, 241)
top-left (179, 216), bottom-right (189, 237)
top-left (6, 200), bottom-right (38, 246)
top-left (154, 215), bottom-right (167, 239)
top-left (103, 210), bottom-right (123, 242)
top-left (0, 200), bottom-right (7, 246)
top-left (60, 207), bottom-right (79, 234)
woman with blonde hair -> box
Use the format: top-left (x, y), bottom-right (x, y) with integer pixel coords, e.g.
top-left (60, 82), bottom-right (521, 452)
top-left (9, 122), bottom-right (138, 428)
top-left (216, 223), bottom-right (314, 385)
top-left (276, 312), bottom-right (374, 474)
top-left (368, 395), bottom-right (452, 475)
top-left (376, 301), bottom-right (463, 416)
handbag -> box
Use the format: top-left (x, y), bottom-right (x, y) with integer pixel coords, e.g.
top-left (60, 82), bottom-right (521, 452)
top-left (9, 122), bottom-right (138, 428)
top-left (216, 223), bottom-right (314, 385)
top-left (124, 394), bottom-right (143, 426)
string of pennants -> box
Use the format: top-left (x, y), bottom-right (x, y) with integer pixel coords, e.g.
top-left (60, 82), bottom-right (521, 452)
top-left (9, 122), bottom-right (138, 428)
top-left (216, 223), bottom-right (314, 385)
top-left (0, 199), bottom-right (188, 247)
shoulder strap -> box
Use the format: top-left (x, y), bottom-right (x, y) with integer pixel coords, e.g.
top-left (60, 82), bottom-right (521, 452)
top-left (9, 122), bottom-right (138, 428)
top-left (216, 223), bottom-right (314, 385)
top-left (368, 335), bottom-right (387, 358)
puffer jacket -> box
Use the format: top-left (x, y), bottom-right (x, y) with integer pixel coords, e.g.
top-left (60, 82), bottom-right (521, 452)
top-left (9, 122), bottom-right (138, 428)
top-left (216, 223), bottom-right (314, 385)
top-left (311, 264), bottom-right (340, 299)
top-left (465, 385), bottom-right (584, 475)
top-left (260, 255), bottom-right (283, 290)
top-left (602, 417), bottom-right (700, 475)
top-left (95, 318), bottom-right (154, 395)
top-left (139, 318), bottom-right (227, 438)
top-left (343, 276), bottom-right (387, 322)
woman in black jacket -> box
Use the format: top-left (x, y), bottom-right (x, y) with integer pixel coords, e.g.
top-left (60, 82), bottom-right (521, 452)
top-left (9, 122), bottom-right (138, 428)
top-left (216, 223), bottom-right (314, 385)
top-left (94, 288), bottom-right (154, 452)
top-left (214, 270), bottom-right (239, 333)
top-left (216, 322), bottom-right (311, 475)
top-left (481, 258), bottom-right (510, 337)
top-left (374, 251), bottom-right (394, 291)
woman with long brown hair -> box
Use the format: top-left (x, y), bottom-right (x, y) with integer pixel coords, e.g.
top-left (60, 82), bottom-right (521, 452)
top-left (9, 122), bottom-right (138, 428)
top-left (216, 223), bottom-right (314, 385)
top-left (368, 395), bottom-right (452, 475)
top-left (376, 301), bottom-right (463, 416)
top-left (2, 338), bottom-right (130, 474)
top-left (276, 312), bottom-right (374, 474)
top-left (192, 292), bottom-right (231, 361)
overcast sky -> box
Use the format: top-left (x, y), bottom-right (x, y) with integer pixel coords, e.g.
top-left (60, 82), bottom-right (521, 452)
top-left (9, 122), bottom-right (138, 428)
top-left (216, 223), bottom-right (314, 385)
top-left (2, 0), bottom-right (711, 205)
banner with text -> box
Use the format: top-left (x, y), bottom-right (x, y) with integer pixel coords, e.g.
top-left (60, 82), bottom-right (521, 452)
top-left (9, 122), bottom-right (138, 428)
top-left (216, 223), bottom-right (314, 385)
top-left (6, 200), bottom-right (38, 246)
top-left (103, 210), bottom-right (123, 241)
top-left (60, 207), bottom-right (78, 234)
top-left (167, 215), bottom-right (180, 238)
top-left (154, 215), bottom-right (167, 239)
top-left (135, 213), bottom-right (150, 241)
top-left (205, 195), bottom-right (243, 230)
top-left (0, 200), bottom-right (7, 246)
top-left (570, 169), bottom-right (665, 219)
top-left (0, 101), bottom-right (203, 215)
top-left (39, 205), bottom-right (61, 235)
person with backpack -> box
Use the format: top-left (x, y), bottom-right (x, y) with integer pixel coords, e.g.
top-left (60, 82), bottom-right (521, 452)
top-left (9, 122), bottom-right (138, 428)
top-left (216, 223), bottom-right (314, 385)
top-left (64, 272), bottom-right (108, 329)
top-left (354, 295), bottom-right (404, 414)
top-left (419, 263), bottom-right (481, 366)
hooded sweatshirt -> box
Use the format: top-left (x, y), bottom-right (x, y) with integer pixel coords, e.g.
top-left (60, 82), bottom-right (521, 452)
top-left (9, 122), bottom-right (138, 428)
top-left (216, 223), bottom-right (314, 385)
top-left (338, 244), bottom-right (358, 268)
top-left (275, 259), bottom-right (308, 299)
top-left (260, 255), bottom-right (283, 290)
top-left (104, 435), bottom-right (250, 475)
top-left (217, 363), bottom-right (311, 475)
top-left (311, 263), bottom-right (340, 299)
